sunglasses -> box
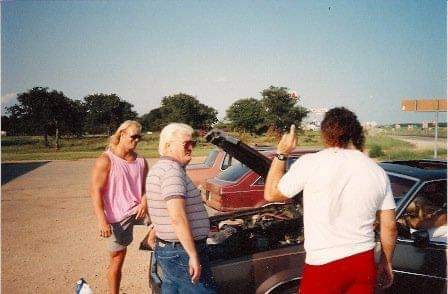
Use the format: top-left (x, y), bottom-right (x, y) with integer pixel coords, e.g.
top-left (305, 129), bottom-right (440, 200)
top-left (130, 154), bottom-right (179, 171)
top-left (182, 140), bottom-right (197, 149)
top-left (126, 133), bottom-right (142, 141)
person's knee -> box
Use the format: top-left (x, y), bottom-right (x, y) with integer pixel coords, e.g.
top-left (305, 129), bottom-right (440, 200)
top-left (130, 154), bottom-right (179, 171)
top-left (109, 249), bottom-right (126, 270)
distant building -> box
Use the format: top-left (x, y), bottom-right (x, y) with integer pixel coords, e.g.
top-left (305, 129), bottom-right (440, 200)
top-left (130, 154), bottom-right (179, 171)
top-left (407, 124), bottom-right (414, 129)
top-left (362, 121), bottom-right (378, 130)
top-left (304, 107), bottom-right (328, 128)
top-left (302, 123), bottom-right (319, 131)
top-left (395, 124), bottom-right (401, 129)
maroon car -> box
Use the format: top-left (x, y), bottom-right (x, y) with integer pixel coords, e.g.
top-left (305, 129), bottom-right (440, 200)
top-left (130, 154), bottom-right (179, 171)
top-left (186, 149), bottom-right (233, 186)
top-left (187, 146), bottom-right (273, 187)
top-left (202, 149), bottom-right (319, 211)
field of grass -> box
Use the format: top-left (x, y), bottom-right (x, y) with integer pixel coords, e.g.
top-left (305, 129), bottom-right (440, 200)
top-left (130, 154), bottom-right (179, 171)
top-left (1, 134), bottom-right (213, 161)
top-left (1, 131), bottom-right (446, 161)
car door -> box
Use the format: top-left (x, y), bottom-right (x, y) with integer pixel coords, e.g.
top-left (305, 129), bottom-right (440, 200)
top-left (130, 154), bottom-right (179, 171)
top-left (386, 180), bottom-right (447, 293)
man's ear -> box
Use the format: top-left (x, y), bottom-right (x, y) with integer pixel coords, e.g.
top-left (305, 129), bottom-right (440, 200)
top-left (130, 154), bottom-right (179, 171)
top-left (165, 142), bottom-right (171, 153)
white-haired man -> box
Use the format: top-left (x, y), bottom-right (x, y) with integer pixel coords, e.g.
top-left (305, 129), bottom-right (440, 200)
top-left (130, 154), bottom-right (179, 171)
top-left (147, 123), bottom-right (217, 293)
top-left (90, 120), bottom-right (148, 294)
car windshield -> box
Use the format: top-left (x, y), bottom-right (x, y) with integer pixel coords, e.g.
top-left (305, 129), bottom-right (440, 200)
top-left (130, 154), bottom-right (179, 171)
top-left (387, 174), bottom-right (418, 204)
top-left (216, 161), bottom-right (250, 182)
top-left (203, 150), bottom-right (218, 167)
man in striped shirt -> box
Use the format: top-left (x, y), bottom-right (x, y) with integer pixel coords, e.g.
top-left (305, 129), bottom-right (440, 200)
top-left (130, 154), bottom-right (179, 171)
top-left (147, 123), bottom-right (216, 293)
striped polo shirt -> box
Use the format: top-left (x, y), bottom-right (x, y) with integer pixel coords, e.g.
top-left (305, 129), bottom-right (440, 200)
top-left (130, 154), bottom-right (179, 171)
top-left (146, 156), bottom-right (210, 241)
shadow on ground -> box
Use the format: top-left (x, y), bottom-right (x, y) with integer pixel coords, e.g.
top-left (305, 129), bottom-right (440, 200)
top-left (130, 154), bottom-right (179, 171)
top-left (1, 162), bottom-right (50, 185)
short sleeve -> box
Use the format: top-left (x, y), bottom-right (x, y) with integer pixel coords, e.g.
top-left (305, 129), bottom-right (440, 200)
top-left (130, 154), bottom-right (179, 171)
top-left (161, 167), bottom-right (186, 201)
top-left (379, 172), bottom-right (396, 210)
top-left (278, 155), bottom-right (310, 198)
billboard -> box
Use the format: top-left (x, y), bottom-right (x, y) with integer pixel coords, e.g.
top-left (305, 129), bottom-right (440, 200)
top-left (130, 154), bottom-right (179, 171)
top-left (402, 99), bottom-right (447, 112)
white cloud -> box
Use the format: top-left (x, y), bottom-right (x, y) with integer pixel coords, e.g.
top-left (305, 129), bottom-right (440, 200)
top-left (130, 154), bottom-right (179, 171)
top-left (1, 93), bottom-right (18, 115)
top-left (1, 92), bottom-right (17, 104)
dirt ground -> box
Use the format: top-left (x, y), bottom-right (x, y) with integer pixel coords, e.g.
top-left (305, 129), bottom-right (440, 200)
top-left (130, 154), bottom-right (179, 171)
top-left (1, 157), bottom-right (204, 294)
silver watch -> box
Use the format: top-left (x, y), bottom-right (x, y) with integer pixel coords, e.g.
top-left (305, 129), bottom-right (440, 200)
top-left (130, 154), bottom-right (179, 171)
top-left (275, 153), bottom-right (288, 161)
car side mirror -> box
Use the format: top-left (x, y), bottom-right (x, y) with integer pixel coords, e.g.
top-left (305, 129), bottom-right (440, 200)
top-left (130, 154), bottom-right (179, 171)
top-left (411, 229), bottom-right (429, 247)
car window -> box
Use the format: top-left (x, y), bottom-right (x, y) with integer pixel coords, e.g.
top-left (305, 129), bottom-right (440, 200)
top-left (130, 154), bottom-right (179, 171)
top-left (203, 150), bottom-right (218, 167)
top-left (220, 153), bottom-right (239, 170)
top-left (387, 174), bottom-right (418, 204)
top-left (398, 180), bottom-right (447, 243)
top-left (216, 161), bottom-right (250, 182)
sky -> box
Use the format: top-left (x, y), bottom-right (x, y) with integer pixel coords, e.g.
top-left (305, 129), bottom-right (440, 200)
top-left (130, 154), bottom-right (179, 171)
top-left (1, 1), bottom-right (446, 124)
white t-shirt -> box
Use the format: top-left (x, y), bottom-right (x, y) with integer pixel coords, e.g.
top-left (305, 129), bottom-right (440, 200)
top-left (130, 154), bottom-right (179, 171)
top-left (278, 148), bottom-right (396, 265)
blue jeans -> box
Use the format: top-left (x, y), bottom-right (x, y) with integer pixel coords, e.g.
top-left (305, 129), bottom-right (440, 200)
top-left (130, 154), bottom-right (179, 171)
top-left (155, 240), bottom-right (217, 294)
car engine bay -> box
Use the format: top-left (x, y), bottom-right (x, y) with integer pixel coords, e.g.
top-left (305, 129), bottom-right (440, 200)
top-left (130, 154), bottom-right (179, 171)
top-left (207, 201), bottom-right (304, 261)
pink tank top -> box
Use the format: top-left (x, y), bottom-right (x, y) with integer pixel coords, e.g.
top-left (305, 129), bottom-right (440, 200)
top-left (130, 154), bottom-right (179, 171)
top-left (103, 149), bottom-right (146, 223)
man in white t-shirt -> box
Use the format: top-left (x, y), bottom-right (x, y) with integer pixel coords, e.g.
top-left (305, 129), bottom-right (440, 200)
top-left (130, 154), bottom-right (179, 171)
top-left (264, 107), bottom-right (397, 293)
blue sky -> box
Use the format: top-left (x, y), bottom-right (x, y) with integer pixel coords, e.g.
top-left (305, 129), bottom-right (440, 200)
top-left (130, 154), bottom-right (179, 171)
top-left (1, 1), bottom-right (446, 124)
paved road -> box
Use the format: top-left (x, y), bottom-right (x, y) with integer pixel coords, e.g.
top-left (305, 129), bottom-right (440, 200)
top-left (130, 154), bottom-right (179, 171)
top-left (1, 157), bottom-right (204, 294)
top-left (393, 136), bottom-right (447, 150)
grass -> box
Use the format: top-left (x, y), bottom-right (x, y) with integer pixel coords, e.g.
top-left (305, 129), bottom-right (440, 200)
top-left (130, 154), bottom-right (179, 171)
top-left (1, 134), bottom-right (213, 161)
top-left (1, 131), bottom-right (446, 161)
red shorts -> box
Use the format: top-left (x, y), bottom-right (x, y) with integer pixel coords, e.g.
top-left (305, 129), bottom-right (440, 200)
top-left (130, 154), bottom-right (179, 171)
top-left (299, 249), bottom-right (376, 294)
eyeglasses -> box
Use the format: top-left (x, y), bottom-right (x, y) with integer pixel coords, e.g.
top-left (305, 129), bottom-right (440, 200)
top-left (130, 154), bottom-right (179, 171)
top-left (130, 134), bottom-right (142, 140)
top-left (181, 140), bottom-right (197, 149)
top-left (125, 132), bottom-right (141, 141)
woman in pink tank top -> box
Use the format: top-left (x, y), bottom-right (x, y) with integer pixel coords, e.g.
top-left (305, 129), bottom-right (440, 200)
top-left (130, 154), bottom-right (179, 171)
top-left (90, 120), bottom-right (148, 294)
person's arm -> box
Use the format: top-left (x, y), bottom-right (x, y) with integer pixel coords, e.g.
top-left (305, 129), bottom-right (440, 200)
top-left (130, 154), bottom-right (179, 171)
top-left (166, 198), bottom-right (201, 284)
top-left (90, 154), bottom-right (112, 238)
top-left (147, 224), bottom-right (156, 249)
top-left (264, 125), bottom-right (297, 202)
top-left (376, 209), bottom-right (397, 289)
top-left (136, 158), bottom-right (149, 219)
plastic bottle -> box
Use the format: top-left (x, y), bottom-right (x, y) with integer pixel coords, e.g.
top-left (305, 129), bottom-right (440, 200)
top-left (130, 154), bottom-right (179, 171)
top-left (75, 278), bottom-right (93, 294)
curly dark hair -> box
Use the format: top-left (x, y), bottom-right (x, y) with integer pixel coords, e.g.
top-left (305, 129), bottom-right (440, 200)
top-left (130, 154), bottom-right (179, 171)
top-left (320, 107), bottom-right (365, 151)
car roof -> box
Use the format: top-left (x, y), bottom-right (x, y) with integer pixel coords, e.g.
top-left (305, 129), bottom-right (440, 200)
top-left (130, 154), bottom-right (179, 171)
top-left (379, 160), bottom-right (447, 182)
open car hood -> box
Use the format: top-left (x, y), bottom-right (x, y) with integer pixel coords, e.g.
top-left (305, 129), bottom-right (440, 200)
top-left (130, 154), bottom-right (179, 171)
top-left (205, 130), bottom-right (272, 178)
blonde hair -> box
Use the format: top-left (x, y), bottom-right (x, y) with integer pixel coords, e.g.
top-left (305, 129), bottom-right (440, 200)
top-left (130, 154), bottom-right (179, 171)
top-left (109, 120), bottom-right (142, 148)
top-left (158, 123), bottom-right (194, 156)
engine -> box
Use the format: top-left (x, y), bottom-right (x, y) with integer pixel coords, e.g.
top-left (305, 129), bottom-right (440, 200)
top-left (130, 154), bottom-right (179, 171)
top-left (207, 203), bottom-right (304, 261)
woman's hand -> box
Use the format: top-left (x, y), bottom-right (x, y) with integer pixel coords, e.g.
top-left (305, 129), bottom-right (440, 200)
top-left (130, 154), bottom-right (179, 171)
top-left (99, 220), bottom-right (112, 238)
top-left (136, 197), bottom-right (148, 219)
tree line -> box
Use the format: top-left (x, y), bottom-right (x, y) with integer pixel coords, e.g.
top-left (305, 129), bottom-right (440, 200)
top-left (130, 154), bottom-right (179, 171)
top-left (2, 86), bottom-right (308, 148)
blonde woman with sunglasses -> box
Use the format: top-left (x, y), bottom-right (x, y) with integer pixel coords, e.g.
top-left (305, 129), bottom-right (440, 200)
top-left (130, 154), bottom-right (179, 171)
top-left (90, 120), bottom-right (148, 294)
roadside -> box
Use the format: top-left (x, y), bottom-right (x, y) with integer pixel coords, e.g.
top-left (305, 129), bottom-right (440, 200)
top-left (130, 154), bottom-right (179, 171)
top-left (392, 135), bottom-right (447, 150)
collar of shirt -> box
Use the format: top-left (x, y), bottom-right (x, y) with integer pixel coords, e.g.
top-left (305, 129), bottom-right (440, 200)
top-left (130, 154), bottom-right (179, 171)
top-left (160, 156), bottom-right (186, 168)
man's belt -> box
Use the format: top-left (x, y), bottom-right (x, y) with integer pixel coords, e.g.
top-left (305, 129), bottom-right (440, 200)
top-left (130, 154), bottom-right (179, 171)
top-left (156, 237), bottom-right (206, 247)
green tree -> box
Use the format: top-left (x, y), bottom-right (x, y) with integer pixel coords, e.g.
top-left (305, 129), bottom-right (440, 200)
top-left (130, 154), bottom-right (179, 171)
top-left (226, 98), bottom-right (266, 134)
top-left (6, 87), bottom-right (85, 148)
top-left (140, 108), bottom-right (164, 131)
top-left (261, 86), bottom-right (308, 133)
top-left (84, 93), bottom-right (137, 134)
top-left (140, 93), bottom-right (218, 131)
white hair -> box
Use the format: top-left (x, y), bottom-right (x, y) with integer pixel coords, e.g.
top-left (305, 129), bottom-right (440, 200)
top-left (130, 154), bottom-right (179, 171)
top-left (158, 123), bottom-right (194, 156)
top-left (109, 120), bottom-right (142, 148)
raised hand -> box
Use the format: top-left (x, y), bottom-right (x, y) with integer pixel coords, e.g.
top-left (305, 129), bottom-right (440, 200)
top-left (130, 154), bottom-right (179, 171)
top-left (276, 125), bottom-right (297, 155)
